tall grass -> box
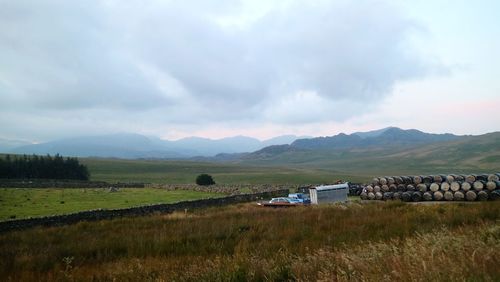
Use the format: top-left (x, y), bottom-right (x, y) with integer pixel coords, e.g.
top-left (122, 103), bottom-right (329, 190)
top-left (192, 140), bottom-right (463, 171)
top-left (1, 202), bottom-right (499, 281)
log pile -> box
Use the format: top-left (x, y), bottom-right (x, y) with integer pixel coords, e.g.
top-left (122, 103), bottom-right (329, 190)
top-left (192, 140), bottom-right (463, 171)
top-left (360, 173), bottom-right (500, 202)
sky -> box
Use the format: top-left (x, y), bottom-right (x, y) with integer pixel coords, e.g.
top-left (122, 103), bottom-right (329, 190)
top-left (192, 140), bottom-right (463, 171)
top-left (0, 0), bottom-right (499, 142)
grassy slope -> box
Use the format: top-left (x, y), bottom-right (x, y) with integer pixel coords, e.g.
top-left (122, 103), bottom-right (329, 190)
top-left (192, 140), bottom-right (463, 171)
top-left (1, 202), bottom-right (499, 281)
top-left (0, 188), bottom-right (220, 220)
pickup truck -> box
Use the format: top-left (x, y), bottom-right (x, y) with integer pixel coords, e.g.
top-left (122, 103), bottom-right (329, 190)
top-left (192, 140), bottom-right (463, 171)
top-left (288, 193), bottom-right (311, 204)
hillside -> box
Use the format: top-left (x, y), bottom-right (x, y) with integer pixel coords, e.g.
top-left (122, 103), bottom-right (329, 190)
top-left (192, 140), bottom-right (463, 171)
top-left (240, 131), bottom-right (500, 174)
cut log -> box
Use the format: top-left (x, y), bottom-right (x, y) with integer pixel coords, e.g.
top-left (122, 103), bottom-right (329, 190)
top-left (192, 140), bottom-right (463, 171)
top-left (372, 178), bottom-right (380, 185)
top-left (443, 191), bottom-right (454, 201)
top-left (383, 192), bottom-right (394, 201)
top-left (453, 191), bottom-right (465, 201)
top-left (465, 175), bottom-right (476, 184)
top-left (455, 175), bottom-right (465, 182)
top-left (406, 184), bottom-right (416, 192)
top-left (360, 192), bottom-right (368, 200)
top-left (379, 177), bottom-right (387, 185)
top-left (433, 191), bottom-right (444, 201)
top-left (423, 176), bottom-right (433, 184)
top-left (412, 191), bottom-right (422, 202)
top-left (394, 176), bottom-right (403, 185)
top-left (486, 181), bottom-right (497, 191)
top-left (413, 176), bottom-right (422, 185)
top-left (376, 185), bottom-right (384, 193)
top-left (366, 185), bottom-right (374, 193)
top-left (465, 190), bottom-right (477, 201)
top-left (477, 191), bottom-right (488, 201)
top-left (397, 184), bottom-right (406, 192)
top-left (423, 192), bottom-right (433, 201)
top-left (476, 174), bottom-right (489, 182)
top-left (461, 182), bottom-right (471, 192)
top-left (446, 174), bottom-right (455, 183)
top-left (388, 184), bottom-right (397, 192)
top-left (367, 192), bottom-right (375, 200)
top-left (473, 181), bottom-right (484, 191)
top-left (445, 182), bottom-right (456, 191)
top-left (440, 182), bottom-right (450, 192)
top-left (401, 192), bottom-right (412, 202)
top-left (402, 176), bottom-right (412, 185)
top-left (393, 192), bottom-right (402, 200)
top-left (490, 190), bottom-right (500, 201)
top-left (417, 183), bottom-right (428, 193)
top-left (433, 175), bottom-right (444, 183)
top-left (387, 177), bottom-right (395, 185)
top-left (432, 182), bottom-right (442, 192)
top-left (375, 191), bottom-right (383, 200)
top-left (488, 174), bottom-right (500, 182)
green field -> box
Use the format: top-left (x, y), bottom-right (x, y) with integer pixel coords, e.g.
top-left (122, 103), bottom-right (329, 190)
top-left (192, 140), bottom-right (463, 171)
top-left (1, 202), bottom-right (499, 281)
top-left (0, 188), bottom-right (221, 220)
top-left (81, 158), bottom-right (368, 184)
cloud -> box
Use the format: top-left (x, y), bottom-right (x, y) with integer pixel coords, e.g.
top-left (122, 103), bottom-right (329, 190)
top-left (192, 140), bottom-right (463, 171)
top-left (0, 0), bottom-right (442, 140)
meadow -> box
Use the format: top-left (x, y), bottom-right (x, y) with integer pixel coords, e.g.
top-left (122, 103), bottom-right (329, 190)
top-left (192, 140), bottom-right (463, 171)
top-left (1, 201), bottom-right (499, 281)
top-left (0, 188), bottom-right (221, 220)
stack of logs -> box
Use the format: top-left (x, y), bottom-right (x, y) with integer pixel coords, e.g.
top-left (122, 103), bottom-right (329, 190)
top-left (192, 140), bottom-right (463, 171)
top-left (360, 173), bottom-right (500, 202)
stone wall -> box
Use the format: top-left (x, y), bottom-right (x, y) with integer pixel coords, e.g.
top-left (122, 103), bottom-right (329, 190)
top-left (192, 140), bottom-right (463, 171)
top-left (0, 189), bottom-right (289, 233)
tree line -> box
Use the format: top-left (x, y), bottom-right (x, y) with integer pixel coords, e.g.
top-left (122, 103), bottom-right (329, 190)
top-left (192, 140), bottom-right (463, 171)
top-left (0, 154), bottom-right (90, 180)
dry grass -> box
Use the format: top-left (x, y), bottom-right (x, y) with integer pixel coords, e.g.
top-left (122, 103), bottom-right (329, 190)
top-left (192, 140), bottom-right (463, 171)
top-left (1, 201), bottom-right (499, 281)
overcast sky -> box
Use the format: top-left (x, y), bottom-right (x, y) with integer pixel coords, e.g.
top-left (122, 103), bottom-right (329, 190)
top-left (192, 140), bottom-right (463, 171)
top-left (0, 0), bottom-right (499, 142)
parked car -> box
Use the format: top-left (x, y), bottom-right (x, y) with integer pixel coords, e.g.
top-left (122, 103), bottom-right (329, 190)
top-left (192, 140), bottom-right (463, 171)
top-left (288, 193), bottom-right (311, 204)
top-left (258, 197), bottom-right (304, 207)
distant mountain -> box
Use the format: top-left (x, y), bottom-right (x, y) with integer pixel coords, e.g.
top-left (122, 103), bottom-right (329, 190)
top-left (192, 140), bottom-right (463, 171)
top-left (352, 127), bottom-right (395, 139)
top-left (6, 133), bottom-right (306, 158)
top-left (0, 138), bottom-right (32, 152)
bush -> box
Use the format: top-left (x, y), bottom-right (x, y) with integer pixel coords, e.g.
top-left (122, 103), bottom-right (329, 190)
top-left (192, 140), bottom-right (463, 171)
top-left (196, 174), bottom-right (215, 186)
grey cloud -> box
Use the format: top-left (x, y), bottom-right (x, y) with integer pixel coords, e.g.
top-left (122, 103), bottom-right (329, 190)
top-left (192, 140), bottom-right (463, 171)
top-left (0, 0), bottom-right (443, 140)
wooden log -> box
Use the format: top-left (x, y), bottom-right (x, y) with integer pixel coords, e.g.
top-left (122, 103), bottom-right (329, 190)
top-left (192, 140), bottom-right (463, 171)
top-left (372, 178), bottom-right (380, 185)
top-left (443, 191), bottom-right (454, 201)
top-left (430, 183), bottom-right (440, 192)
top-left (446, 174), bottom-right (455, 183)
top-left (453, 191), bottom-right (465, 201)
top-left (473, 181), bottom-right (484, 191)
top-left (383, 192), bottom-right (394, 201)
top-left (379, 177), bottom-right (387, 185)
top-left (396, 184), bottom-right (406, 192)
top-left (490, 190), bottom-right (500, 201)
top-left (401, 192), bottom-right (412, 202)
top-left (413, 176), bottom-right (422, 185)
top-left (465, 175), bottom-right (476, 184)
top-left (444, 182), bottom-right (455, 191)
top-left (388, 184), bottom-right (397, 192)
top-left (402, 176), bottom-right (412, 185)
top-left (366, 185), bottom-right (374, 193)
top-left (367, 192), bottom-right (375, 200)
top-left (455, 175), bottom-right (465, 182)
top-left (423, 176), bottom-right (433, 184)
top-left (486, 181), bottom-right (497, 191)
top-left (393, 192), bottom-right (402, 200)
top-left (374, 185), bottom-right (382, 193)
top-left (360, 192), bottom-right (368, 200)
top-left (417, 183), bottom-right (428, 193)
top-left (394, 176), bottom-right (403, 185)
top-left (476, 174), bottom-right (489, 182)
top-left (461, 182), bottom-right (471, 192)
top-left (433, 191), bottom-right (444, 201)
top-left (375, 191), bottom-right (383, 200)
top-left (465, 190), bottom-right (477, 201)
top-left (406, 184), bottom-right (416, 192)
top-left (387, 177), bottom-right (395, 185)
top-left (412, 191), bottom-right (422, 202)
top-left (423, 192), bottom-right (433, 201)
top-left (433, 175), bottom-right (444, 183)
top-left (477, 190), bottom-right (488, 201)
top-left (488, 174), bottom-right (500, 182)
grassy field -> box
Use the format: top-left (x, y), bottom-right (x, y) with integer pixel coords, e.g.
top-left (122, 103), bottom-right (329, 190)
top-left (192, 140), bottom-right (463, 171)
top-left (0, 188), bottom-right (221, 220)
top-left (81, 157), bottom-right (368, 184)
top-left (1, 201), bottom-right (499, 281)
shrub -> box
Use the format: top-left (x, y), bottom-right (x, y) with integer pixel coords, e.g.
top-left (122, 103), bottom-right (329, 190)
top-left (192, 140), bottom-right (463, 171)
top-left (196, 174), bottom-right (215, 186)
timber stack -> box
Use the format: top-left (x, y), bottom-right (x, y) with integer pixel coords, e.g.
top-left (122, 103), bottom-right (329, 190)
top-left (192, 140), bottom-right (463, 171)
top-left (360, 173), bottom-right (500, 202)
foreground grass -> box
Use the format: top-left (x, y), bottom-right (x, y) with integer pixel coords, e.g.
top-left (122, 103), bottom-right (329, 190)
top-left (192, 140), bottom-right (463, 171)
top-left (1, 202), bottom-right (499, 281)
top-left (0, 188), bottom-right (221, 220)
